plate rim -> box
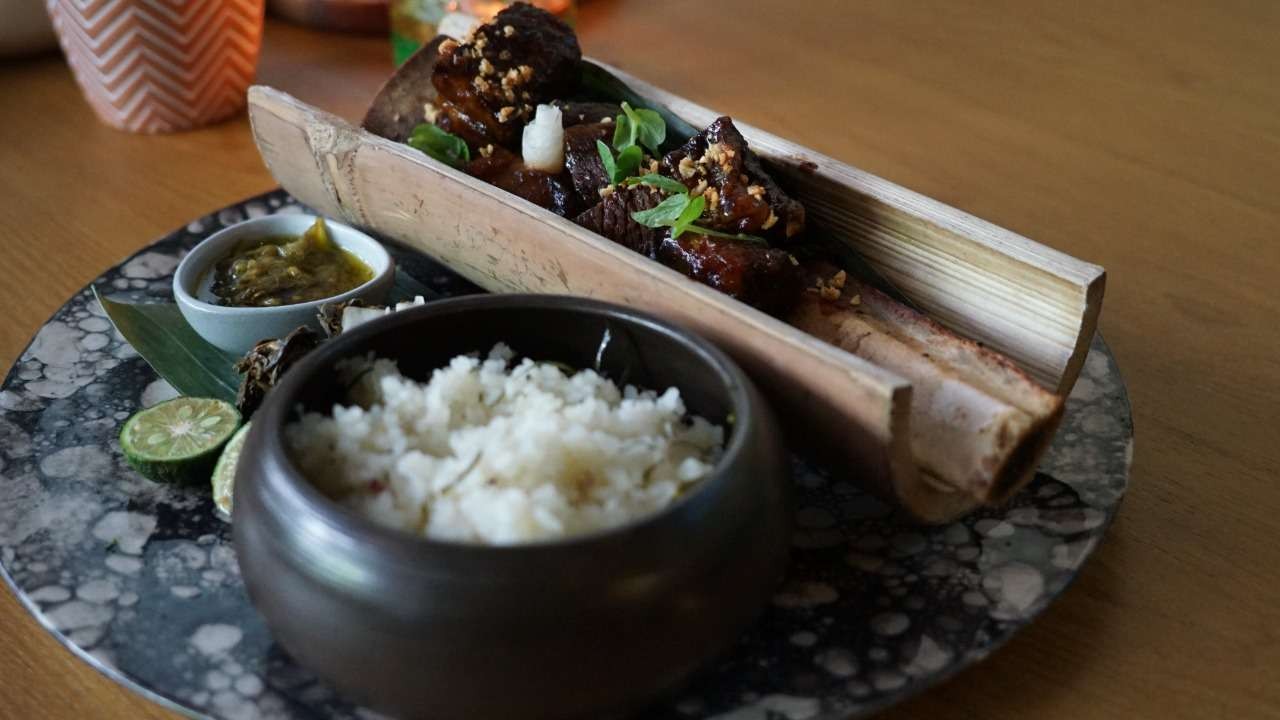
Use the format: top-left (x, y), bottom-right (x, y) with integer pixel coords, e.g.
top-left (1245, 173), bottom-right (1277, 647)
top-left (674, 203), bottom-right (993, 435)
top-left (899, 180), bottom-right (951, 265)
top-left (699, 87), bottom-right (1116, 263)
top-left (0, 188), bottom-right (1134, 720)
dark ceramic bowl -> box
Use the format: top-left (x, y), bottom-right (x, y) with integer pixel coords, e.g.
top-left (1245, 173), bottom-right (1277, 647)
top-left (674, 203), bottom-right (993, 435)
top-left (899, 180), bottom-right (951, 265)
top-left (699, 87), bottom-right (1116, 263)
top-left (232, 294), bottom-right (791, 720)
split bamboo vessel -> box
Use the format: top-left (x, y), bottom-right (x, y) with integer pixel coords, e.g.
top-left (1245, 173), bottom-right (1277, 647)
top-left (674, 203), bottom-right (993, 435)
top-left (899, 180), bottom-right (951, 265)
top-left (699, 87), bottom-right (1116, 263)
top-left (246, 60), bottom-right (1104, 522)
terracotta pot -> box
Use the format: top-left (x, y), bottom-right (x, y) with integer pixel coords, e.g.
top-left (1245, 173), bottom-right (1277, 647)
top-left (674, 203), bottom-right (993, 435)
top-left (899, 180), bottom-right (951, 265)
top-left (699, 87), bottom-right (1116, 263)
top-left (45, 0), bottom-right (266, 133)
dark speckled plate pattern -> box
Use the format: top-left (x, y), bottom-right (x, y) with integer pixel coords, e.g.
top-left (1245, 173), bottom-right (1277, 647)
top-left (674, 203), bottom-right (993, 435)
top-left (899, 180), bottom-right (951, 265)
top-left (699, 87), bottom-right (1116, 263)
top-left (0, 190), bottom-right (1132, 720)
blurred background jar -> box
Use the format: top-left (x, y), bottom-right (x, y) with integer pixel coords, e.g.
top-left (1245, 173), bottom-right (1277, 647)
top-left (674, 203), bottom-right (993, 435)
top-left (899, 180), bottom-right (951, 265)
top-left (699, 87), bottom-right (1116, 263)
top-left (0, 0), bottom-right (58, 58)
top-left (390, 0), bottom-right (575, 65)
top-left (268, 0), bottom-right (390, 33)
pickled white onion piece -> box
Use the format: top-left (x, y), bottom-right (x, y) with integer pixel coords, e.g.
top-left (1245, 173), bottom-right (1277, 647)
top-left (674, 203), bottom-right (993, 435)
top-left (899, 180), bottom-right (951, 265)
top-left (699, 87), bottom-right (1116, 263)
top-left (522, 104), bottom-right (564, 173)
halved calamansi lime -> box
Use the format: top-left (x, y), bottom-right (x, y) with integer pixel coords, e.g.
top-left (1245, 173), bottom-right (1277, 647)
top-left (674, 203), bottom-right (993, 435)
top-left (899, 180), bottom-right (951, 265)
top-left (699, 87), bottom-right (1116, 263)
top-left (211, 422), bottom-right (251, 517)
top-left (119, 397), bottom-right (241, 485)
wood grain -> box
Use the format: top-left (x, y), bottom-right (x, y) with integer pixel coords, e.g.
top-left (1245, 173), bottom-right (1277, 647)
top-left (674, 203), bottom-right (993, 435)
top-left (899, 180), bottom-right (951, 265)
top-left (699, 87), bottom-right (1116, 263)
top-left (2, 2), bottom-right (1278, 718)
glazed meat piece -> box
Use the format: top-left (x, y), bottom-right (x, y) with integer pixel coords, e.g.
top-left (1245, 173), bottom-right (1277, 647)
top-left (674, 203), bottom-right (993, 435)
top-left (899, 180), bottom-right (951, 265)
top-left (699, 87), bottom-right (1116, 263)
top-left (572, 185), bottom-right (665, 257)
top-left (431, 4), bottom-right (580, 149)
top-left (661, 117), bottom-right (805, 241)
top-left (563, 122), bottom-right (614, 205)
top-left (554, 101), bottom-right (620, 127)
top-left (656, 233), bottom-right (804, 315)
top-left (466, 144), bottom-right (580, 217)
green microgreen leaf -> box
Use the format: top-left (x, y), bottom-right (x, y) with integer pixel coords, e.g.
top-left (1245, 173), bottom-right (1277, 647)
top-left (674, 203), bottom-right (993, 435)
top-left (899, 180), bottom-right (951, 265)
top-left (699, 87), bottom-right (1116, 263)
top-left (670, 194), bottom-right (706, 239)
top-left (629, 106), bottom-right (667, 155)
top-left (626, 192), bottom-right (766, 245)
top-left (407, 123), bottom-right (470, 169)
top-left (621, 174), bottom-right (688, 195)
top-left (597, 140), bottom-right (643, 185)
top-left (631, 194), bottom-right (693, 228)
top-left (687, 224), bottom-right (770, 245)
top-left (612, 111), bottom-right (636, 151)
top-left (596, 140), bottom-right (618, 183)
top-left (616, 145), bottom-right (643, 181)
top-left (612, 102), bottom-right (666, 156)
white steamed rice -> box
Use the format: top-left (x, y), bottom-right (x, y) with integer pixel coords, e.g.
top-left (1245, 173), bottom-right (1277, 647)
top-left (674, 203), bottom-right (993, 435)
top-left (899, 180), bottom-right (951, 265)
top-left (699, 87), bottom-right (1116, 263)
top-left (286, 344), bottom-right (725, 544)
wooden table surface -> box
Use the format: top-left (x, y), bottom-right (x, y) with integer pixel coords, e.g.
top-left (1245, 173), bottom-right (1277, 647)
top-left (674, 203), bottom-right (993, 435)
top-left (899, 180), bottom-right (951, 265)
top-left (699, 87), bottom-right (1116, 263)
top-left (2, 1), bottom-right (1278, 718)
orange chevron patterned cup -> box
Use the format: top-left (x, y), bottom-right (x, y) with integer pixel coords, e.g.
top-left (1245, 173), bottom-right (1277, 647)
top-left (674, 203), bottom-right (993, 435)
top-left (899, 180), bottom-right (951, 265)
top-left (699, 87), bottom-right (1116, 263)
top-left (46, 0), bottom-right (266, 133)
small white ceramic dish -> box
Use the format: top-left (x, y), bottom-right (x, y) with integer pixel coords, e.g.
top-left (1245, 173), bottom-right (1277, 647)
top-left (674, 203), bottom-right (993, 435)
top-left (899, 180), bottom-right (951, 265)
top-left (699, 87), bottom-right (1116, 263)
top-left (174, 214), bottom-right (394, 355)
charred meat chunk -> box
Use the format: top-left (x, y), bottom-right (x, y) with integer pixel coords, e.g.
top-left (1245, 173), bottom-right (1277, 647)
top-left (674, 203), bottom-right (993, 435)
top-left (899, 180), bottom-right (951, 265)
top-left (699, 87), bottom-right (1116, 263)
top-left (235, 326), bottom-right (323, 416)
top-left (465, 143), bottom-right (580, 217)
top-left (563, 121), bottom-right (614, 206)
top-left (661, 117), bottom-right (805, 241)
top-left (431, 4), bottom-right (580, 149)
top-left (573, 185), bottom-right (665, 257)
top-left (656, 233), bottom-right (803, 316)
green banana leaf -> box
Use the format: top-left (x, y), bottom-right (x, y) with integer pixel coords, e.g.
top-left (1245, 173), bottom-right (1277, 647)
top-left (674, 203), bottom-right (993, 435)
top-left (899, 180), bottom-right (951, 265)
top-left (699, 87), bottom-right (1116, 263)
top-left (94, 287), bottom-right (241, 403)
top-left (388, 267), bottom-right (440, 304)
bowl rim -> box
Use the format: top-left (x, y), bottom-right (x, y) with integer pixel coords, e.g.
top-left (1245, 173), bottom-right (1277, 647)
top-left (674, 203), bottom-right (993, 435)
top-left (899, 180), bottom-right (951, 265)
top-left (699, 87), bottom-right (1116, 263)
top-left (172, 214), bottom-right (393, 316)
top-left (247, 293), bottom-right (762, 555)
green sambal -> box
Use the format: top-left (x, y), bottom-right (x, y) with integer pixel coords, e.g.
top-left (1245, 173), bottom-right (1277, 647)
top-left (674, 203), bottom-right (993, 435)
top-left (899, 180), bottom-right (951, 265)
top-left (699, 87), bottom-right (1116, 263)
top-left (209, 218), bottom-right (373, 307)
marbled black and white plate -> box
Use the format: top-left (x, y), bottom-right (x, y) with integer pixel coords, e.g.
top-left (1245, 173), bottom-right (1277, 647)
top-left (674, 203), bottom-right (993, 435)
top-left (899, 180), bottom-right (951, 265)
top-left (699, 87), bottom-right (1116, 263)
top-left (0, 191), bottom-right (1132, 720)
